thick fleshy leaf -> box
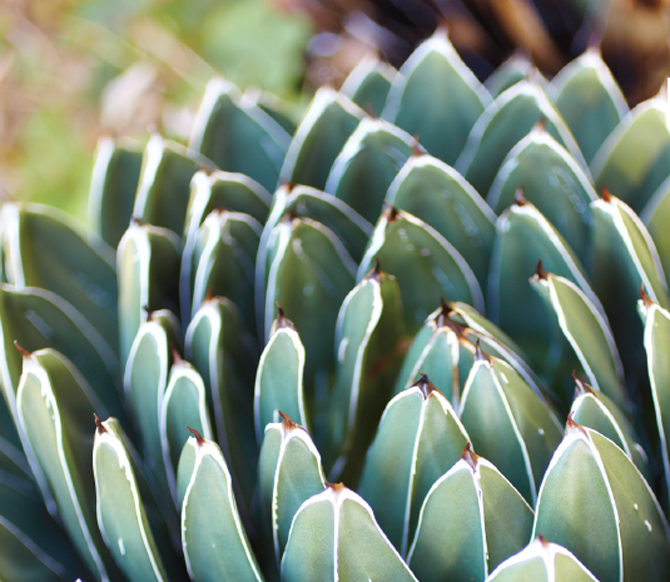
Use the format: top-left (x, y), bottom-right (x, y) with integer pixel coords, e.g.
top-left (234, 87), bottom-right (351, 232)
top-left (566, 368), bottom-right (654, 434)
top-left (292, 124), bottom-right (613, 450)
top-left (191, 210), bottom-right (262, 332)
top-left (324, 117), bottom-right (414, 223)
top-left (124, 311), bottom-right (180, 495)
top-left (159, 358), bottom-right (213, 505)
top-left (326, 267), bottom-right (404, 482)
top-left (257, 415), bottom-right (325, 574)
top-left (88, 136), bottom-right (143, 249)
top-left (457, 81), bottom-right (587, 196)
top-left (358, 375), bottom-right (470, 556)
top-left (383, 29), bottom-right (491, 164)
top-left (280, 87), bottom-right (364, 189)
top-left (484, 51), bottom-right (539, 97)
top-left (340, 56), bottom-right (396, 116)
top-left (180, 170), bottom-right (270, 324)
top-left (571, 377), bottom-right (649, 480)
top-left (185, 297), bottom-right (258, 508)
top-left (93, 418), bottom-right (182, 582)
top-left (591, 90), bottom-right (670, 212)
top-left (180, 431), bottom-right (263, 582)
top-left (548, 47), bottom-right (628, 164)
top-left (264, 217), bottom-right (356, 417)
top-left (591, 192), bottom-right (670, 374)
top-left (133, 134), bottom-right (203, 234)
top-left (460, 350), bottom-right (562, 504)
top-left (533, 422), bottom-right (670, 582)
top-left (254, 310), bottom-right (308, 444)
top-left (642, 174), bottom-right (670, 284)
top-left (531, 269), bottom-right (627, 409)
top-left (386, 153), bottom-right (496, 287)
top-left (487, 126), bottom-right (597, 261)
top-left (117, 221), bottom-right (181, 366)
top-left (359, 207), bottom-right (484, 332)
top-left (488, 200), bottom-right (600, 383)
top-left (486, 536), bottom-right (599, 582)
top-left (16, 349), bottom-right (118, 582)
top-left (244, 89), bottom-right (298, 136)
top-left (407, 447), bottom-right (534, 582)
top-left (190, 78), bottom-right (290, 192)
top-left (280, 484), bottom-right (417, 581)
top-left (641, 299), bottom-right (670, 509)
top-left (0, 202), bottom-right (119, 353)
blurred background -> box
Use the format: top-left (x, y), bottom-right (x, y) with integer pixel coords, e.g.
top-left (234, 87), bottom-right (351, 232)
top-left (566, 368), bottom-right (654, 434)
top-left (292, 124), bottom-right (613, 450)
top-left (1, 0), bottom-right (669, 223)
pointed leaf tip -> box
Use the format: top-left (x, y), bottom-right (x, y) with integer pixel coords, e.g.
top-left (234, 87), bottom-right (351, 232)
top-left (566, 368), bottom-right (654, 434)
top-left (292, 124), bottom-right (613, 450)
top-left (534, 258), bottom-right (548, 280)
top-left (572, 372), bottom-right (595, 396)
top-left (170, 344), bottom-right (183, 364)
top-left (533, 116), bottom-right (547, 132)
top-left (326, 482), bottom-right (346, 493)
top-left (413, 370), bottom-right (439, 398)
top-left (566, 413), bottom-right (589, 436)
top-left (13, 341), bottom-right (31, 358)
top-left (93, 413), bottom-right (107, 434)
top-left (385, 205), bottom-right (400, 222)
top-left (514, 188), bottom-right (527, 206)
top-left (640, 284), bottom-right (655, 307)
top-left (278, 410), bottom-right (299, 431)
top-left (538, 532), bottom-right (549, 547)
top-left (601, 185), bottom-right (612, 202)
top-left (474, 339), bottom-right (492, 364)
top-left (460, 442), bottom-right (479, 471)
top-left (411, 138), bottom-right (424, 158)
top-left (187, 426), bottom-right (205, 445)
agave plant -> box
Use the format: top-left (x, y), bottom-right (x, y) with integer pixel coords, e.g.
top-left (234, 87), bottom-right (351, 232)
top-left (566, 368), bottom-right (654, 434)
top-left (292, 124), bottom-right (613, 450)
top-left (4, 27), bottom-right (670, 582)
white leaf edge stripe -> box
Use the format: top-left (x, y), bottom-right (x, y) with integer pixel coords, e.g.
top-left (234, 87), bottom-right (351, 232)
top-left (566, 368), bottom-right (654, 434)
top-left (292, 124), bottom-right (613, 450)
top-left (253, 326), bottom-right (307, 443)
top-left (358, 210), bottom-right (485, 314)
top-left (191, 210), bottom-right (263, 317)
top-left (386, 153), bottom-right (497, 224)
top-left (269, 422), bottom-right (325, 565)
top-left (642, 302), bottom-right (670, 500)
top-left (539, 274), bottom-right (625, 389)
top-left (88, 137), bottom-right (117, 241)
top-left (159, 362), bottom-right (213, 505)
top-left (181, 437), bottom-right (263, 582)
top-left (17, 355), bottom-right (110, 582)
top-left (279, 87), bottom-right (364, 182)
top-left (340, 55), bottom-right (396, 98)
top-left (183, 170), bottom-right (271, 324)
top-left (281, 485), bottom-right (418, 582)
top-left (487, 127), bottom-right (598, 210)
top-left (531, 425), bottom-right (624, 581)
top-left (547, 47), bottom-right (628, 120)
top-left (456, 81), bottom-right (588, 175)
top-left (486, 536), bottom-right (599, 581)
top-left (382, 30), bottom-right (492, 123)
top-left (460, 358), bottom-right (538, 505)
top-left (592, 196), bottom-right (669, 307)
top-left (398, 386), bottom-right (466, 556)
top-left (324, 116), bottom-right (415, 195)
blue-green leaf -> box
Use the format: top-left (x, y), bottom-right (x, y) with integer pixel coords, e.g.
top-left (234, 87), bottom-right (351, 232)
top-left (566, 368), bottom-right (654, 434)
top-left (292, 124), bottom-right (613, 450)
top-left (340, 57), bottom-right (396, 117)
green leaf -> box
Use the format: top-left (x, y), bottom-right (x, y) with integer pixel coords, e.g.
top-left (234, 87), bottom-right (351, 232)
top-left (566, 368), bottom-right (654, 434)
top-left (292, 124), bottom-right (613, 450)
top-left (530, 269), bottom-right (627, 410)
top-left (88, 136), bottom-right (143, 249)
top-left (326, 267), bottom-right (404, 482)
top-left (486, 536), bottom-right (599, 582)
top-left (244, 89), bottom-right (298, 136)
top-left (591, 192), bottom-right (670, 373)
top-left (16, 349), bottom-right (119, 581)
top-left (533, 422), bottom-right (670, 582)
top-left (360, 207), bottom-right (484, 332)
top-left (642, 174), bottom-right (670, 285)
top-left (358, 374), bottom-right (470, 556)
top-left (460, 350), bottom-right (563, 504)
top-left (457, 81), bottom-right (587, 196)
top-left (340, 56), bottom-right (396, 117)
top-left (487, 126), bottom-right (597, 261)
top-left (407, 446), bottom-right (534, 581)
top-left (93, 417), bottom-right (180, 582)
top-left (191, 210), bottom-right (262, 333)
top-left (386, 153), bottom-right (496, 287)
top-left (570, 376), bottom-right (649, 480)
top-left (484, 52), bottom-right (541, 98)
top-left (190, 78), bottom-right (290, 192)
top-left (1, 202), bottom-right (119, 354)
top-left (591, 91), bottom-right (670, 213)
top-left (548, 47), bottom-right (628, 164)
top-left (383, 29), bottom-right (491, 165)
top-left (324, 117), bottom-right (414, 223)
top-left (185, 297), bottom-right (258, 509)
top-left (280, 87), bottom-right (364, 190)
top-left (263, 217), bottom-right (356, 418)
top-left (117, 220), bottom-right (181, 366)
top-left (180, 431), bottom-right (264, 582)
top-left (254, 310), bottom-right (308, 444)
top-left (257, 415), bottom-right (325, 574)
top-left (280, 484), bottom-right (417, 581)
top-left (181, 169), bottom-right (271, 325)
